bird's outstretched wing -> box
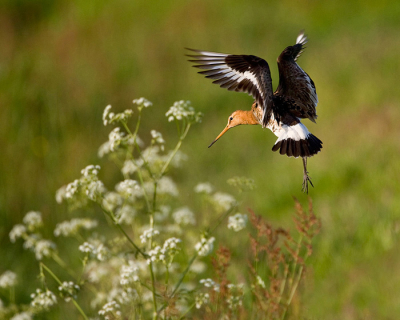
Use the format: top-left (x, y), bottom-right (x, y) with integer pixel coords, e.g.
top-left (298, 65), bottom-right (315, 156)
top-left (272, 31), bottom-right (318, 125)
top-left (187, 49), bottom-right (274, 123)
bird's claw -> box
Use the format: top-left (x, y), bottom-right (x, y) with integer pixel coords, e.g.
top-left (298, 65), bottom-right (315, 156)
top-left (302, 172), bottom-right (314, 194)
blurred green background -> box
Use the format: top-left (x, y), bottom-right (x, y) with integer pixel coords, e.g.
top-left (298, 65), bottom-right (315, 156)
top-left (1, 0), bottom-right (400, 318)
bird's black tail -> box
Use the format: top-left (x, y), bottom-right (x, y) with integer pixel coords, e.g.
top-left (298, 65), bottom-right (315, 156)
top-left (272, 133), bottom-right (322, 158)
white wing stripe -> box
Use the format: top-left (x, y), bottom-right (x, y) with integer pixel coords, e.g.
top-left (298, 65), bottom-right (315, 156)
top-left (197, 60), bottom-right (264, 99)
top-left (193, 50), bottom-right (227, 57)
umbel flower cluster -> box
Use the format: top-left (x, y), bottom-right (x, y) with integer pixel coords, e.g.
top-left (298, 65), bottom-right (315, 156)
top-left (4, 98), bottom-right (320, 320)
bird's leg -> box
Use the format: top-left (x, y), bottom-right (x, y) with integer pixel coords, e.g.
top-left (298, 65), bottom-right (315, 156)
top-left (302, 157), bottom-right (314, 194)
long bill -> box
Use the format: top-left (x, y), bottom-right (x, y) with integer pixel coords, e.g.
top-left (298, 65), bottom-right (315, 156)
top-left (208, 126), bottom-right (230, 148)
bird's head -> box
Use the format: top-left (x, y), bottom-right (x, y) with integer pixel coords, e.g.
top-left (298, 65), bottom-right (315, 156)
top-left (208, 110), bottom-right (258, 148)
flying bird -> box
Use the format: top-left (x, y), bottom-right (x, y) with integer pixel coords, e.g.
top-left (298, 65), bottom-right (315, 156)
top-left (186, 31), bottom-right (322, 193)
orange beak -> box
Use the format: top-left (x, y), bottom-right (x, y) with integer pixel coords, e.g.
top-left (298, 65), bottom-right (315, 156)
top-left (208, 125), bottom-right (230, 148)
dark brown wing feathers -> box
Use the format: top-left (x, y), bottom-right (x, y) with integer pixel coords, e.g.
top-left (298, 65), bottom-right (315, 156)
top-left (187, 32), bottom-right (318, 128)
top-left (186, 49), bottom-right (274, 121)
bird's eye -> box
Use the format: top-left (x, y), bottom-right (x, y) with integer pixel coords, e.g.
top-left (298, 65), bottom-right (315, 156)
top-left (230, 117), bottom-right (233, 121)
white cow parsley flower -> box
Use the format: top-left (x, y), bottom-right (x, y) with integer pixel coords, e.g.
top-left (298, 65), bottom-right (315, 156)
top-left (195, 236), bottom-right (215, 256)
top-left (30, 289), bottom-right (57, 311)
top-left (227, 213), bottom-right (248, 232)
top-left (194, 182), bottom-right (213, 194)
top-left (23, 211), bottom-right (43, 230)
top-left (0, 271), bottom-right (17, 288)
top-left (140, 228), bottom-right (160, 244)
top-left (172, 207), bottom-right (196, 225)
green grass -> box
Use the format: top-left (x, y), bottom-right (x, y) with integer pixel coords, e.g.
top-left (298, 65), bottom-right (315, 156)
top-left (1, 0), bottom-right (400, 318)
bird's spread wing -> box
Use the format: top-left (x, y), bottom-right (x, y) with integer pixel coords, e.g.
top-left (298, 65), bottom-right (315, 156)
top-left (273, 31), bottom-right (318, 124)
top-left (187, 49), bottom-right (274, 120)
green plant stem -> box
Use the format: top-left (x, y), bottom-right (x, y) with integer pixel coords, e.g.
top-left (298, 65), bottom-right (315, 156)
top-left (281, 234), bottom-right (304, 320)
top-left (209, 206), bottom-right (235, 234)
top-left (52, 253), bottom-right (77, 279)
top-left (40, 263), bottom-right (89, 320)
top-left (172, 254), bottom-right (197, 297)
top-left (133, 160), bottom-right (152, 213)
top-left (157, 254), bottom-right (198, 315)
top-left (160, 123), bottom-right (191, 176)
top-left (179, 302), bottom-right (196, 320)
top-left (100, 204), bottom-right (147, 258)
top-left (165, 265), bottom-right (169, 290)
top-left (149, 180), bottom-right (158, 319)
top-left (287, 264), bottom-right (304, 305)
top-left (122, 110), bottom-right (155, 208)
top-left (277, 264), bottom-right (290, 307)
top-left (149, 262), bottom-right (158, 320)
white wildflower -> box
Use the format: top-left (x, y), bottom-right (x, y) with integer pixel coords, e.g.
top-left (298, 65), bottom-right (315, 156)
top-left (79, 242), bottom-right (95, 253)
top-left (115, 205), bottom-right (136, 225)
top-left (95, 244), bottom-right (110, 261)
top-left (91, 291), bottom-right (107, 309)
top-left (30, 289), bottom-right (57, 311)
top-left (10, 312), bottom-right (33, 320)
top-left (121, 160), bottom-right (138, 175)
top-left (98, 300), bottom-right (121, 319)
top-left (140, 228), bottom-right (160, 244)
top-left (151, 130), bottom-right (165, 143)
top-left (146, 246), bottom-right (162, 264)
top-left (191, 261), bottom-right (207, 274)
top-left (9, 224), bottom-right (27, 243)
top-left (154, 205), bottom-right (170, 222)
top-left (22, 234), bottom-right (39, 250)
top-left (146, 238), bottom-right (182, 265)
top-left (120, 263), bottom-right (139, 285)
top-left (86, 180), bottom-right (106, 201)
top-left (194, 182), bottom-right (213, 194)
top-left (58, 281), bottom-right (80, 302)
top-left (23, 211), bottom-right (42, 230)
top-left (133, 97), bottom-right (152, 109)
top-left (226, 283), bottom-right (244, 310)
top-left (102, 192), bottom-right (124, 212)
top-left (227, 213), bottom-right (248, 232)
top-left (141, 145), bottom-right (161, 165)
top-left (0, 271), bottom-right (17, 288)
top-left (108, 287), bottom-right (138, 305)
top-left (81, 164), bottom-right (101, 177)
top-left (165, 100), bottom-right (203, 123)
top-left (86, 261), bottom-right (110, 283)
top-left (157, 176), bottom-right (179, 197)
top-left (98, 141), bottom-right (112, 158)
top-left (34, 239), bottom-right (56, 260)
top-left (165, 149), bottom-right (188, 167)
top-left (213, 192), bottom-right (237, 211)
top-left (115, 179), bottom-right (140, 197)
top-left (103, 105), bottom-right (133, 126)
top-left (162, 237), bottom-right (182, 263)
top-left (65, 179), bottom-right (80, 199)
top-left (147, 238), bottom-right (182, 267)
top-left (256, 275), bottom-right (266, 288)
top-left (54, 218), bottom-right (98, 237)
top-left (195, 293), bottom-right (210, 309)
top-left (55, 185), bottom-right (67, 203)
top-left (195, 236), bottom-right (215, 256)
top-left (172, 207), bottom-right (196, 225)
top-left (109, 127), bottom-right (125, 151)
top-left (200, 278), bottom-right (220, 292)
top-left (103, 105), bottom-right (113, 125)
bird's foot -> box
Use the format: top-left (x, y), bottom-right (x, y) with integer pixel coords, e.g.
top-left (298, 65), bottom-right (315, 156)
top-left (302, 172), bottom-right (314, 194)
